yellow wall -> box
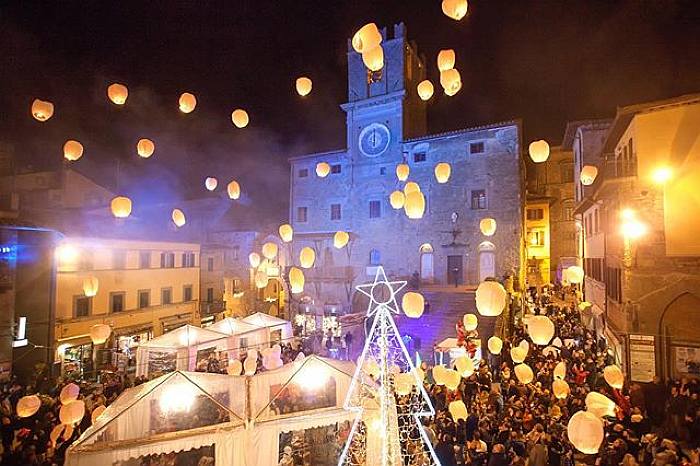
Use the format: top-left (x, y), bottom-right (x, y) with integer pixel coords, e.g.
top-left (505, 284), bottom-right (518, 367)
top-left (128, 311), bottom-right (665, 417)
top-left (525, 201), bottom-right (550, 284)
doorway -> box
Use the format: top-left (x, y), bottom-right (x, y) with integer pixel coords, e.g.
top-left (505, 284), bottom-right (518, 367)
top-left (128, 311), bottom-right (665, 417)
top-left (419, 243), bottom-right (434, 283)
top-left (478, 241), bottom-right (496, 282)
top-left (660, 292), bottom-right (700, 380)
top-left (447, 255), bottom-right (463, 286)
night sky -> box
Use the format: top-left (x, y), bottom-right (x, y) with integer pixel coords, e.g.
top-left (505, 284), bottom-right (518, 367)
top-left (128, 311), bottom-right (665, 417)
top-left (1, 0), bottom-right (699, 217)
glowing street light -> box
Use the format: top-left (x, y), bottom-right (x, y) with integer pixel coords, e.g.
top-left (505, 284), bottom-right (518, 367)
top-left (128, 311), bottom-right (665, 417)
top-left (56, 244), bottom-right (79, 263)
top-left (621, 218), bottom-right (647, 239)
top-left (651, 166), bottom-right (673, 185)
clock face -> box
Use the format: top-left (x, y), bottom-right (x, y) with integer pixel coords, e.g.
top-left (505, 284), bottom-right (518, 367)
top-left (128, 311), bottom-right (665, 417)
top-left (358, 123), bottom-right (391, 157)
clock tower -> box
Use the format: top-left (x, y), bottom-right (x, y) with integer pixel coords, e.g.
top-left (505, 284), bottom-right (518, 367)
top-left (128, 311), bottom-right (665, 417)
top-left (341, 23), bottom-right (427, 164)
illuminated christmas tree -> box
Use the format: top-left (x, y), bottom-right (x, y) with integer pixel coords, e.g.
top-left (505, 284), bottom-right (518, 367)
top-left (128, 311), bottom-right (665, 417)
top-left (339, 267), bottom-right (440, 466)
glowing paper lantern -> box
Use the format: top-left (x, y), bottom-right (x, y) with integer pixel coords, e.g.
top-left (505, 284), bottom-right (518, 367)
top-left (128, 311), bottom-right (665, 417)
top-left (17, 395), bottom-right (41, 418)
top-left (205, 177), bottom-right (218, 191)
top-left (434, 162), bottom-right (451, 183)
top-left (580, 165), bottom-right (598, 186)
top-left (136, 138), bottom-right (155, 158)
top-left (243, 356), bottom-right (257, 376)
top-left (279, 224), bottom-right (293, 243)
top-left (262, 242), bottom-right (278, 260)
top-left (449, 400), bottom-right (468, 422)
top-left (528, 140), bottom-right (550, 163)
top-left (417, 80), bottom-right (434, 101)
top-left (50, 424), bottom-right (65, 445)
top-left (394, 372), bottom-right (414, 395)
top-left (389, 190), bottom-right (405, 209)
top-left (552, 337), bottom-right (563, 348)
top-left (586, 392), bottom-right (617, 418)
top-left (60, 400), bottom-right (85, 425)
top-left (289, 267), bottom-right (305, 294)
top-left (404, 191), bottom-right (426, 219)
top-left (63, 140), bottom-right (84, 161)
top-left (295, 77), bottom-right (313, 96)
top-left (603, 365), bottom-right (624, 390)
top-left (227, 180), bottom-right (241, 200)
top-left (442, 0), bottom-right (469, 21)
top-left (362, 45), bottom-right (384, 71)
top-left (440, 69), bottom-right (462, 96)
top-left (454, 355), bottom-right (474, 377)
top-left (91, 405), bottom-right (106, 424)
top-left (334, 231), bottom-right (349, 249)
top-left (487, 336), bottom-right (503, 354)
top-left (480, 218), bottom-right (497, 236)
top-left (514, 363), bottom-right (534, 384)
top-left (402, 292), bottom-right (424, 318)
top-left (567, 411), bottom-right (604, 454)
top-left (553, 379), bottom-right (570, 399)
top-left (462, 313), bottom-right (478, 331)
top-left (527, 315), bottom-right (555, 346)
top-left (510, 346), bottom-right (527, 364)
top-left (299, 247), bottom-right (316, 269)
top-left (264, 355), bottom-right (283, 370)
top-left (396, 163), bottom-right (410, 181)
top-left (107, 83), bottom-right (128, 105)
top-left (432, 365), bottom-right (447, 386)
top-left (351, 23), bottom-right (382, 54)
top-left (82, 276), bottom-right (99, 297)
top-left (437, 49), bottom-right (456, 72)
top-left (519, 339), bottom-right (530, 353)
top-left (89, 324), bottom-right (111, 345)
top-left (31, 99), bottom-right (54, 121)
top-left (475, 281), bottom-right (506, 316)
top-left (110, 196), bottom-right (132, 219)
top-left (227, 359), bottom-right (243, 376)
top-left (566, 265), bottom-right (584, 284)
top-left (171, 208), bottom-right (186, 227)
top-left (231, 109), bottom-right (249, 128)
top-left (249, 252), bottom-right (261, 268)
top-left (444, 368), bottom-right (461, 391)
top-left (316, 162), bottom-right (331, 178)
top-left (254, 270), bottom-right (269, 289)
top-left (60, 383), bottom-right (80, 404)
top-left (415, 367), bottom-right (425, 382)
top-left (404, 181), bottom-right (420, 195)
top-left (178, 92), bottom-right (197, 113)
top-left (554, 361), bottom-right (567, 380)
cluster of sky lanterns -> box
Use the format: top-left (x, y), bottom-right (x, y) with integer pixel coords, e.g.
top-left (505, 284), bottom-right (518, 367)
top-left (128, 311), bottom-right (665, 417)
top-left (352, 23), bottom-right (385, 72)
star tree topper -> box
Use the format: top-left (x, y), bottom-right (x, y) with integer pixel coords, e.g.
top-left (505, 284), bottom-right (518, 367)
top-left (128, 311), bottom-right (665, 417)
top-left (354, 266), bottom-right (406, 316)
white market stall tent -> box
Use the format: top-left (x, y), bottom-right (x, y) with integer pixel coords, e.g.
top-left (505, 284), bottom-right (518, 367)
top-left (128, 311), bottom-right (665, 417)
top-left (241, 312), bottom-right (293, 343)
top-left (208, 317), bottom-right (270, 352)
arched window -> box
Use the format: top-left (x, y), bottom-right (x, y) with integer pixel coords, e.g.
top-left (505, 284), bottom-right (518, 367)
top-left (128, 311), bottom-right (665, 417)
top-left (369, 249), bottom-right (381, 266)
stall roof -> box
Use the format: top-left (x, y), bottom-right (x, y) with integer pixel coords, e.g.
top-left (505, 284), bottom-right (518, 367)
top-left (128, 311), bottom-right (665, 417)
top-left (140, 324), bottom-right (230, 349)
top-left (209, 317), bottom-right (264, 335)
top-left (241, 312), bottom-right (290, 329)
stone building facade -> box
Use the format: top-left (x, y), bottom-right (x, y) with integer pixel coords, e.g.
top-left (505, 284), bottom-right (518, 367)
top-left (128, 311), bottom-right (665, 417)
top-left (288, 24), bottom-right (525, 313)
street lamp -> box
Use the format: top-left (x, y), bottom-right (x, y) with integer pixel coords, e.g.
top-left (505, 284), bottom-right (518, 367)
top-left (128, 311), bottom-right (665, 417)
top-left (651, 165), bottom-right (673, 185)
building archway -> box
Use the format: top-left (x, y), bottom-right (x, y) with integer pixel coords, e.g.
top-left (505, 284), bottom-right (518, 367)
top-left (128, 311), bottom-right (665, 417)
top-left (478, 241), bottom-right (496, 282)
top-left (419, 243), bottom-right (434, 283)
top-left (659, 292), bottom-right (700, 380)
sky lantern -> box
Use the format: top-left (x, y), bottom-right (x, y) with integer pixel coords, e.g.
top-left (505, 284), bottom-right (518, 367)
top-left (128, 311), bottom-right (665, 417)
top-left (448, 400), bottom-right (468, 422)
top-left (16, 395), bottom-right (41, 418)
top-left (227, 180), bottom-right (241, 200)
top-left (82, 276), bottom-right (99, 297)
top-left (528, 140), bottom-right (550, 163)
top-left (295, 77), bottom-right (313, 96)
top-left (255, 269), bottom-right (269, 289)
top-left (60, 383), bottom-right (80, 404)
top-left (434, 162), bottom-right (451, 183)
top-left (462, 313), bottom-right (478, 331)
top-left (603, 365), bottom-right (624, 390)
top-left (110, 196), bottom-right (132, 218)
top-left (243, 356), bottom-right (257, 376)
top-left (299, 246), bottom-right (316, 268)
top-left (362, 45), bottom-right (384, 71)
top-left (403, 181), bottom-right (420, 195)
top-left (351, 23), bottom-right (382, 54)
top-left (396, 163), bottom-right (410, 181)
top-left (394, 372), bottom-right (414, 395)
top-left (442, 0), bottom-right (469, 20)
top-left (262, 242), bottom-right (278, 260)
top-left (444, 368), bottom-right (461, 391)
top-left (107, 83), bottom-right (128, 105)
top-left (289, 267), bottom-right (305, 293)
top-left (63, 140), bottom-right (84, 161)
top-left (510, 346), bottom-right (527, 364)
top-left (432, 365), bottom-right (447, 386)
top-left (567, 411), bottom-right (604, 454)
top-left (136, 138), bottom-right (155, 158)
top-left (475, 281), bottom-right (506, 316)
top-left (178, 92), bottom-right (197, 113)
top-left (586, 392), bottom-right (617, 418)
top-left (316, 162), bottom-right (331, 178)
top-left (566, 265), bottom-right (584, 284)
top-left (440, 69), bottom-right (462, 96)
top-left (480, 218), bottom-right (497, 236)
top-left (553, 379), bottom-right (571, 399)
top-left (402, 291), bottom-right (424, 318)
top-left (89, 324), bottom-right (111, 345)
top-left (59, 400), bottom-right (85, 425)
top-left (334, 231), bottom-right (349, 249)
top-left (417, 80), bottom-right (434, 101)
top-left (437, 49), bottom-right (456, 72)
top-left (205, 177), bottom-right (218, 191)
top-left (249, 252), bottom-right (261, 268)
top-left (554, 361), bottom-right (567, 380)
top-left (389, 190), bottom-right (405, 209)
top-left (580, 165), bottom-right (598, 186)
top-left (91, 405), bottom-right (106, 424)
top-left (454, 355), bottom-right (474, 377)
top-left (527, 315), bottom-right (555, 345)
top-left (279, 224), bottom-right (293, 243)
top-left (31, 99), bottom-right (54, 121)
top-left (231, 109), bottom-right (249, 128)
top-left (171, 208), bottom-right (186, 227)
top-left (227, 359), bottom-right (243, 376)
top-left (404, 191), bottom-right (426, 219)
top-left (487, 336), bottom-right (503, 354)
top-left (515, 363), bottom-right (534, 384)
top-left (519, 339), bottom-right (530, 353)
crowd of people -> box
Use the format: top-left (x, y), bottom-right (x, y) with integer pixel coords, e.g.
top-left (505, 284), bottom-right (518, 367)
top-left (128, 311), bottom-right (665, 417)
top-left (418, 288), bottom-right (700, 466)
